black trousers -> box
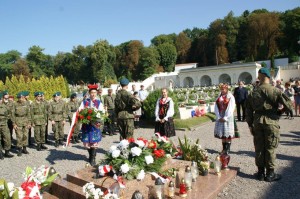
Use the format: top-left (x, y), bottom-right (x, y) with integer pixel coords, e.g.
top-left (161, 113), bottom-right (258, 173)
top-left (236, 102), bottom-right (246, 121)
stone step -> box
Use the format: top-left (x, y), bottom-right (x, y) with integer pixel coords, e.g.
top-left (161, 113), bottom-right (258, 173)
top-left (48, 178), bottom-right (86, 199)
top-left (42, 192), bottom-right (59, 199)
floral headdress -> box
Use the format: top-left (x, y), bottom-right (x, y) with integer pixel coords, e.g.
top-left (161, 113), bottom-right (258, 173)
top-left (88, 84), bottom-right (98, 91)
top-left (218, 83), bottom-right (228, 90)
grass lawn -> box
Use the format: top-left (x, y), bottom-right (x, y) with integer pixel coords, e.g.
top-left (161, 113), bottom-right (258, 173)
top-left (174, 112), bottom-right (216, 130)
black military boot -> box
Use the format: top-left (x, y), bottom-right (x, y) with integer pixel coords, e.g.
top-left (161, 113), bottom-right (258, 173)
top-left (17, 147), bottom-right (22, 156)
top-left (41, 144), bottom-right (48, 150)
top-left (257, 167), bottom-right (265, 181)
top-left (0, 150), bottom-right (3, 160)
top-left (226, 142), bottom-right (231, 154)
top-left (90, 148), bottom-right (97, 166)
top-left (265, 169), bottom-right (281, 182)
top-left (71, 136), bottom-right (76, 144)
top-left (59, 140), bottom-right (64, 146)
top-left (75, 136), bottom-right (81, 143)
top-left (87, 148), bottom-right (92, 164)
top-left (22, 146), bottom-right (29, 154)
top-left (4, 150), bottom-right (14, 158)
top-left (54, 141), bottom-right (59, 148)
top-left (36, 144), bottom-right (41, 151)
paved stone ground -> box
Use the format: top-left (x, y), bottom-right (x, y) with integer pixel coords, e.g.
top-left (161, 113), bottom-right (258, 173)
top-left (1, 116), bottom-right (299, 199)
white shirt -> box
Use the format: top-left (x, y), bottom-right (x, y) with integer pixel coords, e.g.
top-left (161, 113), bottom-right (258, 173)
top-left (138, 89), bottom-right (148, 101)
top-left (214, 92), bottom-right (235, 121)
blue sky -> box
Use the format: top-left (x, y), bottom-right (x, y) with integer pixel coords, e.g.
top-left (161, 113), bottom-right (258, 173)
top-left (0, 0), bottom-right (299, 56)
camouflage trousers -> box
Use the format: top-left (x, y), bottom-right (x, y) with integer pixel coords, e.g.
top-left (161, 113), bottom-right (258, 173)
top-left (52, 121), bottom-right (65, 141)
top-left (34, 125), bottom-right (46, 144)
top-left (253, 123), bottom-right (280, 170)
top-left (16, 126), bottom-right (29, 148)
top-left (117, 119), bottom-right (134, 140)
top-left (0, 125), bottom-right (11, 150)
top-left (69, 121), bottom-right (80, 137)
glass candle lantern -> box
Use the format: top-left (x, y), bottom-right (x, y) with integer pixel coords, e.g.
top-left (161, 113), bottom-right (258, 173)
top-left (155, 177), bottom-right (165, 199)
top-left (184, 166), bottom-right (192, 190)
top-left (179, 178), bottom-right (187, 198)
top-left (168, 181), bottom-right (175, 198)
top-left (191, 161), bottom-right (199, 182)
top-left (214, 155), bottom-right (221, 175)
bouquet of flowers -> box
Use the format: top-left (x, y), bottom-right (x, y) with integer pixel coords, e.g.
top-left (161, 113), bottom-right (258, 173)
top-left (99, 133), bottom-right (176, 181)
top-left (82, 182), bottom-right (119, 199)
top-left (0, 165), bottom-right (59, 199)
top-left (78, 108), bottom-right (108, 125)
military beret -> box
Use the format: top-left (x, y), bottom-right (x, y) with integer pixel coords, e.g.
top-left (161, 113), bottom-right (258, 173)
top-left (53, 92), bottom-right (61, 97)
top-left (40, 92), bottom-right (44, 96)
top-left (120, 78), bottom-right (129, 86)
top-left (2, 90), bottom-right (9, 95)
top-left (23, 91), bottom-right (30, 96)
top-left (70, 93), bottom-right (77, 98)
top-left (34, 91), bottom-right (42, 97)
top-left (17, 92), bottom-right (24, 98)
top-left (258, 68), bottom-right (271, 78)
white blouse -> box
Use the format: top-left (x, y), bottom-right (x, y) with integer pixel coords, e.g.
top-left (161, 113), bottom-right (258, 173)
top-left (155, 97), bottom-right (174, 121)
top-left (214, 92), bottom-right (235, 121)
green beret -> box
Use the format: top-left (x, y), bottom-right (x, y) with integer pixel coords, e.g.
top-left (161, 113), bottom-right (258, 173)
top-left (2, 90), bottom-right (8, 95)
top-left (53, 92), bottom-right (61, 97)
top-left (120, 78), bottom-right (129, 86)
top-left (17, 92), bottom-right (24, 98)
top-left (23, 91), bottom-right (30, 96)
top-left (34, 91), bottom-right (42, 97)
top-left (70, 93), bottom-right (77, 98)
top-left (40, 92), bottom-right (45, 96)
top-left (258, 68), bottom-right (270, 78)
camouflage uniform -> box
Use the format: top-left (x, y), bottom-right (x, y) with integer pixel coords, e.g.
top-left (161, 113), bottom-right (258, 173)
top-left (0, 102), bottom-right (14, 159)
top-left (48, 99), bottom-right (67, 146)
top-left (104, 94), bottom-right (116, 135)
top-left (41, 98), bottom-right (50, 143)
top-left (31, 99), bottom-right (47, 150)
top-left (67, 99), bottom-right (80, 142)
top-left (11, 99), bottom-right (31, 155)
top-left (246, 82), bottom-right (292, 180)
top-left (115, 89), bottom-right (141, 140)
top-left (3, 100), bottom-right (14, 142)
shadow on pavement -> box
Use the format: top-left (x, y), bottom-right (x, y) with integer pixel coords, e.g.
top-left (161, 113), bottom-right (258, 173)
top-left (46, 149), bottom-right (88, 164)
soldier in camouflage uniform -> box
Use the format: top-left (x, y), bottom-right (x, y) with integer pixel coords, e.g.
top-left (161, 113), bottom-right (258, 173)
top-left (104, 88), bottom-right (117, 136)
top-left (23, 91), bottom-right (33, 146)
top-left (11, 92), bottom-right (32, 156)
top-left (48, 92), bottom-right (67, 147)
top-left (115, 78), bottom-right (141, 140)
top-left (0, 92), bottom-right (14, 159)
top-left (41, 92), bottom-right (50, 143)
top-left (246, 68), bottom-right (293, 182)
top-left (2, 91), bottom-right (14, 146)
top-left (31, 92), bottom-right (48, 151)
top-left (67, 93), bottom-right (81, 143)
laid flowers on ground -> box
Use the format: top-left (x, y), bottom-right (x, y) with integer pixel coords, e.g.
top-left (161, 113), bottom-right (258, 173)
top-left (99, 134), bottom-right (176, 180)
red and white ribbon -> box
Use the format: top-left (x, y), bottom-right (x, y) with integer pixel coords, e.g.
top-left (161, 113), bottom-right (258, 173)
top-left (155, 132), bottom-right (168, 143)
top-left (98, 165), bottom-right (113, 176)
top-left (64, 111), bottom-right (79, 148)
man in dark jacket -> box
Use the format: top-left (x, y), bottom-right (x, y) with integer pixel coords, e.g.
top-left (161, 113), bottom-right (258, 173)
top-left (234, 81), bottom-right (248, 121)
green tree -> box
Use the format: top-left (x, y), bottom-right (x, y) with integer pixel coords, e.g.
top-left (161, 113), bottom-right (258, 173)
top-left (135, 47), bottom-right (159, 80)
top-left (157, 43), bottom-right (177, 72)
top-left (12, 58), bottom-right (31, 79)
top-left (0, 50), bottom-right (21, 81)
top-left (175, 32), bottom-right (191, 63)
top-left (151, 34), bottom-right (177, 46)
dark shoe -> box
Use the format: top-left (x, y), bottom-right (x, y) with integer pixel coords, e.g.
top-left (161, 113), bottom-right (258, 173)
top-left (71, 137), bottom-right (76, 144)
top-left (257, 167), bottom-right (265, 181)
top-left (109, 132), bottom-right (113, 136)
top-left (4, 150), bottom-right (14, 158)
top-left (0, 150), bottom-right (3, 160)
top-left (75, 137), bottom-right (81, 143)
top-left (102, 133), bottom-right (106, 137)
top-left (59, 140), bottom-right (64, 145)
top-left (54, 142), bottom-right (59, 148)
top-left (22, 147), bottom-right (29, 154)
top-left (41, 144), bottom-right (48, 150)
top-left (17, 148), bottom-right (22, 156)
top-left (37, 144), bottom-right (41, 151)
top-left (265, 170), bottom-right (281, 182)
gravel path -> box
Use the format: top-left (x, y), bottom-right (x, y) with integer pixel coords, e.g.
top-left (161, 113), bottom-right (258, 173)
top-left (1, 116), bottom-right (299, 199)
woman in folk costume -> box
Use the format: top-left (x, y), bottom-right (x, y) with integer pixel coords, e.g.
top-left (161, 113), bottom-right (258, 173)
top-left (154, 88), bottom-right (176, 137)
top-left (214, 83), bottom-right (236, 154)
top-left (78, 84), bottom-right (105, 166)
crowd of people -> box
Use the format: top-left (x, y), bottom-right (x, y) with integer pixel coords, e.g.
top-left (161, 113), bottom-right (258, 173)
top-left (1, 71), bottom-right (297, 182)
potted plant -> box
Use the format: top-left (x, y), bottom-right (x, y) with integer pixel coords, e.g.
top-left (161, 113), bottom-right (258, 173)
top-left (199, 161), bottom-right (210, 176)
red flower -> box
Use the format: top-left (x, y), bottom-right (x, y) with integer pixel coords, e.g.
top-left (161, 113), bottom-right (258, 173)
top-left (137, 137), bottom-right (148, 146)
top-left (153, 149), bottom-right (165, 158)
top-left (87, 115), bottom-right (91, 120)
top-left (79, 115), bottom-right (84, 119)
top-left (88, 109), bottom-right (93, 114)
top-left (128, 137), bottom-right (135, 143)
top-left (148, 140), bottom-right (157, 149)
